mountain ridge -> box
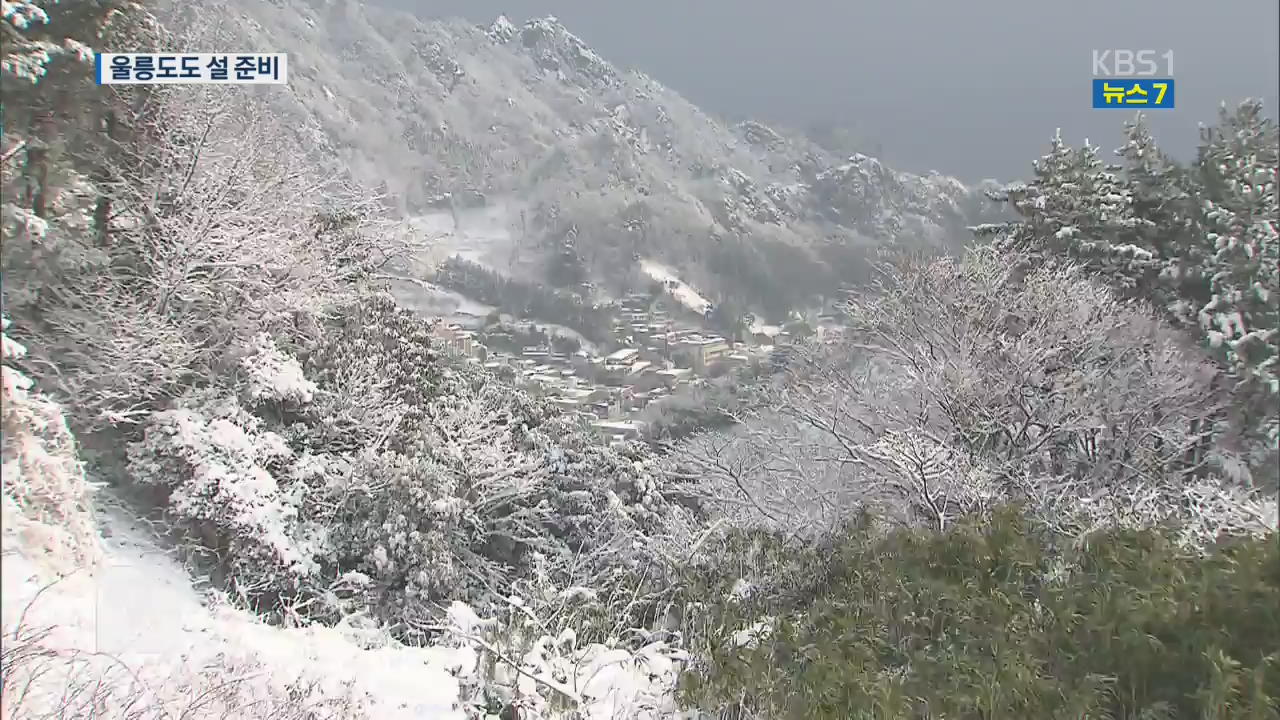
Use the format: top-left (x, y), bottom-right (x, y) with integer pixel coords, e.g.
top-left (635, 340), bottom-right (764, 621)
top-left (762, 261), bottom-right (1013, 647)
top-left (228, 0), bottom-right (1003, 312)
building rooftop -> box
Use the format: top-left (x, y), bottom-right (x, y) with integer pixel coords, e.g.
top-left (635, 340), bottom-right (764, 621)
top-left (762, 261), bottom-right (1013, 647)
top-left (592, 420), bottom-right (644, 432)
top-left (605, 348), bottom-right (640, 363)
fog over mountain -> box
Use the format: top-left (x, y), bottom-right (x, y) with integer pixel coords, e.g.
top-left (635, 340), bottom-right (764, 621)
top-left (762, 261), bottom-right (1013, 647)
top-left (385, 0), bottom-right (1280, 182)
top-left (227, 1), bottom-right (1007, 322)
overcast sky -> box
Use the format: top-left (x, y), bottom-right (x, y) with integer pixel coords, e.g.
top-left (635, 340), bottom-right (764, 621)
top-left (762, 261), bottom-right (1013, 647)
top-left (385, 0), bottom-right (1279, 182)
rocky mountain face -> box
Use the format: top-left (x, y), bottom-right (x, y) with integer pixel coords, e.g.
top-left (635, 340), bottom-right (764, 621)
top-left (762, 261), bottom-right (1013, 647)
top-left (230, 0), bottom-right (1003, 311)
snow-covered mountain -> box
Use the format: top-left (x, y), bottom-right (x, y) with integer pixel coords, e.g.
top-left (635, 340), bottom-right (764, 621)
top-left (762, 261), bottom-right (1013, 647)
top-left (229, 0), bottom-right (1002, 304)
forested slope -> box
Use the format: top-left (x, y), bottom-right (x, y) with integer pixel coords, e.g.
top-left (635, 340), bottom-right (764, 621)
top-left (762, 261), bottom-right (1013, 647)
top-left (1, 2), bottom-right (1276, 718)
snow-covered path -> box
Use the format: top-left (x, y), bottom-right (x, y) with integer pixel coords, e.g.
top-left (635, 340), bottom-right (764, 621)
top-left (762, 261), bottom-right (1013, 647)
top-left (2, 499), bottom-right (468, 719)
top-left (2, 495), bottom-right (689, 719)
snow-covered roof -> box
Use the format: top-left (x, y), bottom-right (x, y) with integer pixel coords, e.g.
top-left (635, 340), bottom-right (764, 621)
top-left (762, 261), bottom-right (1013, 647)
top-left (606, 348), bottom-right (640, 362)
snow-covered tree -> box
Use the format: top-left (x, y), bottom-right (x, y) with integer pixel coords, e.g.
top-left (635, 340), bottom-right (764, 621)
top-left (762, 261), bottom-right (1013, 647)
top-left (975, 102), bottom-right (1279, 469)
top-left (3, 33), bottom-right (401, 431)
top-left (1117, 115), bottom-right (1207, 306)
top-left (126, 295), bottom-right (703, 638)
top-left (680, 248), bottom-right (1276, 545)
top-left (1, 317), bottom-right (100, 575)
top-left (986, 130), bottom-right (1156, 290)
top-left (0, 0), bottom-right (121, 84)
top-left (127, 392), bottom-right (320, 607)
top-left (1196, 101), bottom-right (1279, 400)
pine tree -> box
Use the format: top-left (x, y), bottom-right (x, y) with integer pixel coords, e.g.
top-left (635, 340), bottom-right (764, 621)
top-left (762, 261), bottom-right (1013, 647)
top-left (990, 130), bottom-right (1146, 285)
top-left (1196, 100), bottom-right (1279, 399)
top-left (974, 103), bottom-right (1279, 458)
top-left (1118, 115), bottom-right (1210, 318)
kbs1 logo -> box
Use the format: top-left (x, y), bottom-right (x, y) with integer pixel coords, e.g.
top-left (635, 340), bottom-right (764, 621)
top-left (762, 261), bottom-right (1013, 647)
top-left (1091, 49), bottom-right (1175, 109)
top-left (94, 53), bottom-right (288, 84)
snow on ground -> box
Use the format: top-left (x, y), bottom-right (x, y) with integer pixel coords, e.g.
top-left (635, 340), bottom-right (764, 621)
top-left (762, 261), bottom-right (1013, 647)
top-left (391, 201), bottom-right (606, 349)
top-left (2, 496), bottom-right (691, 719)
top-left (748, 320), bottom-right (781, 337)
top-left (405, 200), bottom-right (534, 279)
top-left (508, 320), bottom-right (598, 353)
top-left (388, 202), bottom-right (521, 328)
top-left (390, 199), bottom-right (557, 329)
top-left (639, 259), bottom-right (712, 315)
top-left (385, 275), bottom-right (496, 328)
top-left (1, 499), bottom-right (468, 719)
top-left (384, 278), bottom-right (600, 352)
top-left (407, 210), bottom-right (498, 270)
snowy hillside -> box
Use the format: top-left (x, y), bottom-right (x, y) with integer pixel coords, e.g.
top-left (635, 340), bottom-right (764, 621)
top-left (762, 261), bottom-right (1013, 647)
top-left (0, 321), bottom-right (683, 717)
top-left (226, 1), bottom-right (1005, 306)
top-left (2, 502), bottom-right (469, 718)
top-left (640, 259), bottom-right (712, 315)
top-left (4, 496), bottom-right (688, 719)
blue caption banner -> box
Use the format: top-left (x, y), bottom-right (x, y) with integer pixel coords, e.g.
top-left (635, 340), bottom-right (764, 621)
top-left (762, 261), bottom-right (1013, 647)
top-left (1092, 78), bottom-right (1175, 109)
top-left (95, 53), bottom-right (288, 85)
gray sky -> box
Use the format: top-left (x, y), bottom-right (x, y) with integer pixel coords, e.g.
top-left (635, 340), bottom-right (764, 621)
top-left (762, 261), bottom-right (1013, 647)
top-left (386, 0), bottom-right (1279, 182)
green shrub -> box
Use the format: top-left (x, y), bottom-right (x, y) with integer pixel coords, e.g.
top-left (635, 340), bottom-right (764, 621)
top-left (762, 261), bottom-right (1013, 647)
top-left (683, 509), bottom-right (1280, 719)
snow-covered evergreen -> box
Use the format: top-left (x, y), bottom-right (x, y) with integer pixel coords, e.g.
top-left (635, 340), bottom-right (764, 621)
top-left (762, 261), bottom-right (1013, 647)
top-left (978, 103), bottom-right (1279, 465)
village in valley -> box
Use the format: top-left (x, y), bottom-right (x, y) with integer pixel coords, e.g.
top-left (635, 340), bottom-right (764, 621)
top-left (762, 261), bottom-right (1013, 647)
top-left (430, 285), bottom-right (848, 445)
top-left (385, 209), bottom-right (853, 445)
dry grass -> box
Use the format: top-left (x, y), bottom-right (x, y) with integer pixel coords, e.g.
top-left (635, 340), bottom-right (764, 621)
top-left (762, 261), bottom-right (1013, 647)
top-left (1, 610), bottom-right (372, 720)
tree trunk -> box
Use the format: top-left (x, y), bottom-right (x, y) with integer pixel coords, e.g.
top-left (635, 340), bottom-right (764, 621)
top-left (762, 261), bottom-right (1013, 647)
top-left (24, 143), bottom-right (48, 217)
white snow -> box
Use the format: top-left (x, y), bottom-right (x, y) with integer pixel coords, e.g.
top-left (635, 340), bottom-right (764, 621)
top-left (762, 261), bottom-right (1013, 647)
top-left (385, 276), bottom-right (496, 325)
top-left (2, 496), bottom-right (696, 719)
top-left (390, 199), bottom-right (553, 325)
top-left (5, 203), bottom-right (52, 238)
top-left (405, 200), bottom-right (530, 277)
top-left (445, 599), bottom-right (493, 637)
top-left (730, 617), bottom-right (774, 649)
top-left (2, 1), bottom-right (50, 30)
top-left (488, 14), bottom-right (518, 42)
top-left (572, 642), bottom-right (685, 719)
top-left (727, 578), bottom-right (754, 601)
top-left (640, 259), bottom-right (712, 315)
top-left (1, 501), bottom-right (469, 719)
top-left (241, 333), bottom-right (318, 404)
top-left (2, 309), bottom-right (687, 718)
top-left (558, 586), bottom-right (599, 603)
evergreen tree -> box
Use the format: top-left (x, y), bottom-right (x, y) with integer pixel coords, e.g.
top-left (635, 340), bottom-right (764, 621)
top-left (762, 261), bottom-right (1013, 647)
top-left (1196, 101), bottom-right (1279, 398)
top-left (992, 130), bottom-right (1150, 287)
top-left (974, 102), bottom-right (1279, 456)
top-left (1118, 115), bottom-right (1208, 310)
top-left (548, 237), bottom-right (588, 288)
